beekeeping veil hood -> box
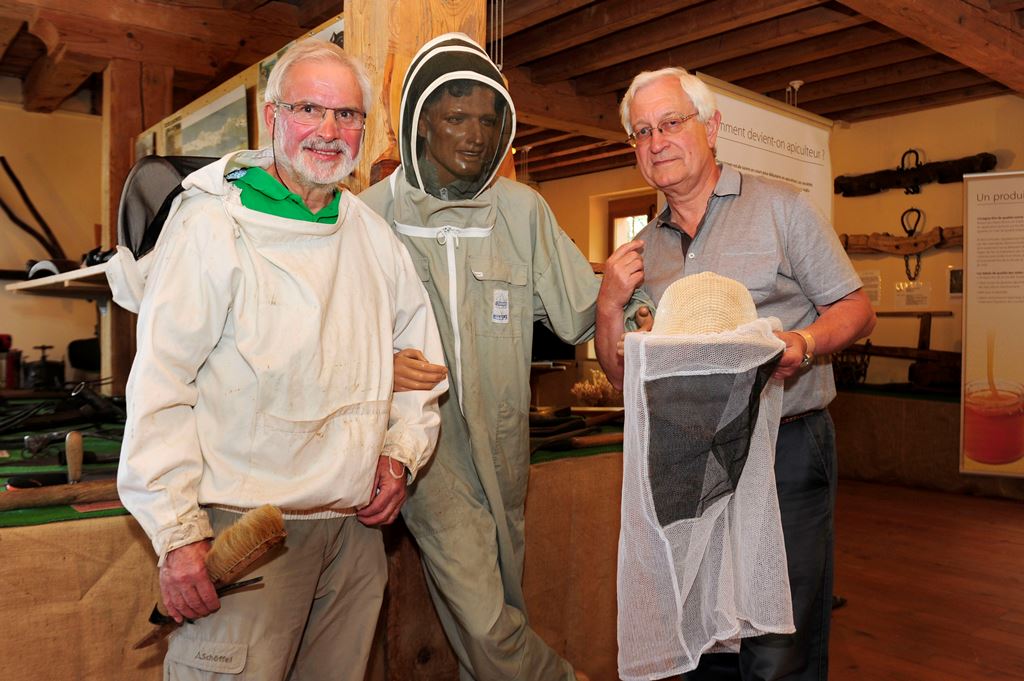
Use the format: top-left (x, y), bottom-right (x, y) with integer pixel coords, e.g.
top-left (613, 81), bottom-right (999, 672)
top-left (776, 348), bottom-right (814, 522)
top-left (618, 272), bottom-right (795, 681)
top-left (399, 32), bottom-right (515, 199)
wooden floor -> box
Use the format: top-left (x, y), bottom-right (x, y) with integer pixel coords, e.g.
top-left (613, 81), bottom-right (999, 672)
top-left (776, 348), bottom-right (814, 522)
top-left (831, 480), bottom-right (1024, 680)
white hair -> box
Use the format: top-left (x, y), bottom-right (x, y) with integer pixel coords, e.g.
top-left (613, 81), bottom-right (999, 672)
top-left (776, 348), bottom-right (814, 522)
top-left (619, 67), bottom-right (717, 134)
top-left (264, 39), bottom-right (372, 116)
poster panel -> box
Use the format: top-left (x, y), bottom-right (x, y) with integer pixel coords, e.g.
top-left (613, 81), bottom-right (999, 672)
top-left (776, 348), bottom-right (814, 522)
top-left (961, 171), bottom-right (1024, 476)
top-left (181, 85), bottom-right (249, 157)
top-left (698, 73), bottom-right (833, 220)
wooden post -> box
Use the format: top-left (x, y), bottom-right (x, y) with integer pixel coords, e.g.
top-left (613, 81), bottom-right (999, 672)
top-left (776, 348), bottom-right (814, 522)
top-left (346, 0), bottom-right (485, 194)
top-left (100, 59), bottom-right (173, 395)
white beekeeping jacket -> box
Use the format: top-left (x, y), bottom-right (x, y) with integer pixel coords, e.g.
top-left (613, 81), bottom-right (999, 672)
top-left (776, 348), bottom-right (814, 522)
top-left (618, 313), bottom-right (795, 680)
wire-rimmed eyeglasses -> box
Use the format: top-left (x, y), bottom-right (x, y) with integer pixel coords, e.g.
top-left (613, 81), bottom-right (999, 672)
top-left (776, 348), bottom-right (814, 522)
top-left (276, 101), bottom-right (366, 130)
top-left (625, 112), bottom-right (700, 148)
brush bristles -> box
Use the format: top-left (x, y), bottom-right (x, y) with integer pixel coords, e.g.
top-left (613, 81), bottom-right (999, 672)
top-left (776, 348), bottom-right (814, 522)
top-left (205, 504), bottom-right (287, 586)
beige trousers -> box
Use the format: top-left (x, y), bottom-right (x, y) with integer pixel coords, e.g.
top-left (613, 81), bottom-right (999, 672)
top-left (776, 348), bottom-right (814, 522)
top-left (164, 509), bottom-right (386, 681)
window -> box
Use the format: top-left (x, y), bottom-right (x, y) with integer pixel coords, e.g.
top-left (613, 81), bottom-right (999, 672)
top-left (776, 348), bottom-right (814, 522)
top-left (607, 194), bottom-right (657, 254)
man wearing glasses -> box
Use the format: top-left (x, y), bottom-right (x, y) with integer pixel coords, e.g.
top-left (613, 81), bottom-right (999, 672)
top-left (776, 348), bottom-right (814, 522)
top-left (118, 39), bottom-right (447, 680)
top-left (596, 68), bottom-right (875, 681)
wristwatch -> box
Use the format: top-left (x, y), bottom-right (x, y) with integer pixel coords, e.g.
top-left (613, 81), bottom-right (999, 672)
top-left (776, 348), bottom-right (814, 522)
top-left (794, 329), bottom-right (816, 368)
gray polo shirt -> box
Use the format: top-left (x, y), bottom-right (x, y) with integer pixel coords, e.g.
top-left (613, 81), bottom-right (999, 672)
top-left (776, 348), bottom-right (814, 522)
top-left (636, 164), bottom-right (862, 415)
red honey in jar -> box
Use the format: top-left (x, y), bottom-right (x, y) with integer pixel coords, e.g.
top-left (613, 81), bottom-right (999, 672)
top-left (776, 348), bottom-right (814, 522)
top-left (964, 380), bottom-right (1024, 465)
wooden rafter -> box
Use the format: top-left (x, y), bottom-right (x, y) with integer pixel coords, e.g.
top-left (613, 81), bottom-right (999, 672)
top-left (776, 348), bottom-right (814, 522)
top-left (22, 40), bottom-right (104, 111)
top-left (528, 0), bottom-right (824, 85)
top-left (531, 154), bottom-right (636, 183)
top-left (836, 0), bottom-right (1024, 92)
top-left (515, 129), bottom-right (575, 148)
top-left (10, 0), bottom-right (302, 77)
top-left (501, 0), bottom-right (594, 35)
top-left (504, 0), bottom-right (704, 67)
top-left (506, 67), bottom-right (622, 141)
top-left (0, 17), bottom-right (21, 58)
top-left (765, 55), bottom-right (965, 103)
top-left (735, 39), bottom-right (932, 93)
top-left (824, 82), bottom-right (1008, 120)
top-left (803, 69), bottom-right (991, 115)
top-left (571, 5), bottom-right (870, 95)
top-left (704, 23), bottom-right (899, 83)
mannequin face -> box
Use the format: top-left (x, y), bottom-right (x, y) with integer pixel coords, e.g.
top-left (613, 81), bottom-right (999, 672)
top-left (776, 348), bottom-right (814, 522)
top-left (418, 85), bottom-right (499, 185)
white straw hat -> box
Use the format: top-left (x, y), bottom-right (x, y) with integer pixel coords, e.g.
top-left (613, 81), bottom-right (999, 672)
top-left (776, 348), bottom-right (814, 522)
top-left (651, 271), bottom-right (757, 335)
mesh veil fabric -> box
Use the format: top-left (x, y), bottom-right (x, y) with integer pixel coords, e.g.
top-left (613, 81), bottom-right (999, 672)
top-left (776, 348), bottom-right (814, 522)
top-left (618, 317), bottom-right (794, 680)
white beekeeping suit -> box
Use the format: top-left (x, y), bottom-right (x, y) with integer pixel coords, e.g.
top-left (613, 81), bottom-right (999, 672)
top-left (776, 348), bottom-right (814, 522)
top-left (618, 272), bottom-right (795, 681)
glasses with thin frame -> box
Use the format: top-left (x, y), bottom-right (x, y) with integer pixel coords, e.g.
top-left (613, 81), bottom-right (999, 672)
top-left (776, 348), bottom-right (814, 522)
top-left (276, 101), bottom-right (366, 130)
top-left (626, 112), bottom-right (701, 148)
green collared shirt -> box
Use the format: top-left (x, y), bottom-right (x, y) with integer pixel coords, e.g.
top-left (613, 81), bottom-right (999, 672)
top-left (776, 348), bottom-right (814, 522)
top-left (231, 167), bottom-right (340, 222)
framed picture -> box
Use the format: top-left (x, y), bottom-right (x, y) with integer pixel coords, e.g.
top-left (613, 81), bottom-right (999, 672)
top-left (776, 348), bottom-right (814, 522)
top-left (134, 131), bottom-right (156, 161)
top-left (947, 266), bottom-right (963, 298)
top-left (180, 85), bottom-right (249, 157)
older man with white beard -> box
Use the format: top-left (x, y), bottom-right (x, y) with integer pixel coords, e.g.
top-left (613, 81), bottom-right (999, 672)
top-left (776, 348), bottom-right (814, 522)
top-left (117, 39), bottom-right (447, 681)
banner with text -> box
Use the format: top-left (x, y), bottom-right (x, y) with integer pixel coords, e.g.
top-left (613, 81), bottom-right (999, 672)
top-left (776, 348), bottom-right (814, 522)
top-left (699, 74), bottom-right (833, 220)
top-left (961, 170), bottom-right (1024, 477)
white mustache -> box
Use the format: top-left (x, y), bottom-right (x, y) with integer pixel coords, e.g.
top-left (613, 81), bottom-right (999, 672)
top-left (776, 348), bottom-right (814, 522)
top-left (302, 140), bottom-right (351, 155)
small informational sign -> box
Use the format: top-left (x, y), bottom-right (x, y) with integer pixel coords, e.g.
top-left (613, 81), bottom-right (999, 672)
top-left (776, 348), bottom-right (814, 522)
top-left (894, 280), bottom-right (931, 308)
top-left (961, 170), bottom-right (1024, 477)
top-left (858, 269), bottom-right (881, 306)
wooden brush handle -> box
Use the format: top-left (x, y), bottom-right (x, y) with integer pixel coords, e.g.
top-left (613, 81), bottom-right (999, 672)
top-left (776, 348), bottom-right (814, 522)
top-left (65, 431), bottom-right (84, 484)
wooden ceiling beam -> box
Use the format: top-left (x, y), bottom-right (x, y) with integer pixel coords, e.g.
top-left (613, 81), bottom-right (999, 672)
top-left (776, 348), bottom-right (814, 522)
top-left (0, 18), bottom-right (20, 60)
top-left (22, 40), bottom-right (104, 111)
top-left (504, 0), bottom-right (704, 67)
top-left (528, 145), bottom-right (634, 174)
top-left (11, 0), bottom-right (302, 73)
top-left (30, 9), bottom-right (225, 76)
top-left (225, 0), bottom-right (272, 10)
top-left (529, 142), bottom-right (623, 166)
top-left (506, 67), bottom-right (623, 141)
top-left (766, 55), bottom-right (964, 103)
top-left (572, 5), bottom-right (870, 96)
top-left (528, 0), bottom-right (825, 85)
top-left (297, 0), bottom-right (343, 29)
top-left (528, 137), bottom-right (618, 163)
top-left (735, 39), bottom-right (932, 93)
top-left (530, 154), bottom-right (636, 183)
top-left (501, 0), bottom-right (595, 36)
top-left (704, 23), bottom-right (900, 83)
top-left (514, 129), bottom-right (575, 148)
top-left (836, 0), bottom-right (1024, 92)
top-left (802, 69), bottom-right (991, 114)
top-left (823, 82), bottom-right (1009, 121)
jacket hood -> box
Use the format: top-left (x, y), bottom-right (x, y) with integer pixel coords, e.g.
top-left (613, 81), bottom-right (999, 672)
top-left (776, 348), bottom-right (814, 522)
top-left (399, 33), bottom-right (516, 200)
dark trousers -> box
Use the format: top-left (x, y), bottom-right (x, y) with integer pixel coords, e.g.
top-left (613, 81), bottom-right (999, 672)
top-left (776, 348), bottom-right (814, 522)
top-left (687, 410), bottom-right (837, 681)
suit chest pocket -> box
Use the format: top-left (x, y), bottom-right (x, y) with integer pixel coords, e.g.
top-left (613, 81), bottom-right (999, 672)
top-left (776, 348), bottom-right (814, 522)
top-left (468, 255), bottom-right (528, 338)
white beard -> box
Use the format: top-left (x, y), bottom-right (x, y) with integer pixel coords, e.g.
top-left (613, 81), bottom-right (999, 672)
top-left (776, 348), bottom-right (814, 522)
top-left (274, 123), bottom-right (358, 188)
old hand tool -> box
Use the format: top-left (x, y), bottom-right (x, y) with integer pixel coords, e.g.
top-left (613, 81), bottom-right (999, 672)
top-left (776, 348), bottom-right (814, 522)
top-left (0, 478), bottom-right (119, 511)
top-left (24, 428), bottom-right (122, 456)
top-left (133, 578), bottom-right (264, 649)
